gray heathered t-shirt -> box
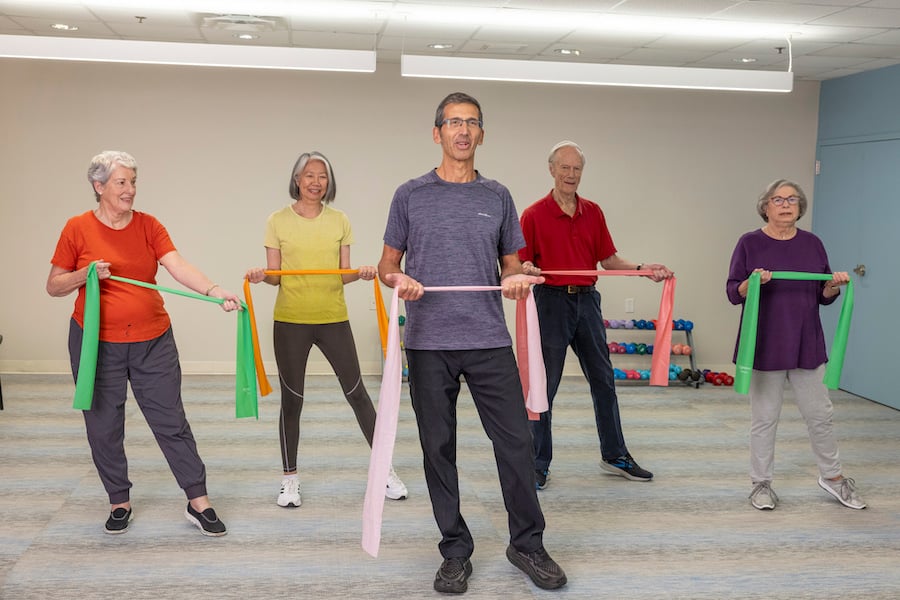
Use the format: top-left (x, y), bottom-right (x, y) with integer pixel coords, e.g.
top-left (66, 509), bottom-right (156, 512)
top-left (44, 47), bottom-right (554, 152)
top-left (383, 169), bottom-right (526, 351)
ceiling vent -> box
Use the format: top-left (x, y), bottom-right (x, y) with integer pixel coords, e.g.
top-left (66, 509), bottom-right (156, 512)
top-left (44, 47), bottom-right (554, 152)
top-left (199, 14), bottom-right (285, 33)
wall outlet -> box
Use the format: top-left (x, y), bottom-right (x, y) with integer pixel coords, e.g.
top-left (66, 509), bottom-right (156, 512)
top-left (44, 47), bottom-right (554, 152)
top-left (625, 297), bottom-right (635, 313)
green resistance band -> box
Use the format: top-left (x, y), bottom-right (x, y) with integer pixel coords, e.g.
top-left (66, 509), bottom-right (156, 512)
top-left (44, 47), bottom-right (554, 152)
top-left (734, 271), bottom-right (853, 395)
top-left (73, 263), bottom-right (258, 418)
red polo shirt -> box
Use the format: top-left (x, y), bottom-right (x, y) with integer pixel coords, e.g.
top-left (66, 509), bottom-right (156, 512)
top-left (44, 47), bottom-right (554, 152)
top-left (519, 191), bottom-right (617, 286)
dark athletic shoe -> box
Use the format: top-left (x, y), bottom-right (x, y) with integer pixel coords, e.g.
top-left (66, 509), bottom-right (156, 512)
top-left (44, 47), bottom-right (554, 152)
top-left (600, 453), bottom-right (653, 481)
top-left (506, 545), bottom-right (567, 590)
top-left (104, 507), bottom-right (132, 534)
top-left (434, 556), bottom-right (473, 594)
top-left (185, 504), bottom-right (227, 537)
top-left (535, 469), bottom-right (549, 490)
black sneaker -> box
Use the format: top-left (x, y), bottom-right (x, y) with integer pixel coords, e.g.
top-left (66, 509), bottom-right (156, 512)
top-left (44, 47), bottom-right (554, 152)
top-left (535, 469), bottom-right (549, 490)
top-left (600, 453), bottom-right (653, 481)
top-left (185, 503), bottom-right (227, 537)
top-left (104, 507), bottom-right (132, 534)
top-left (505, 545), bottom-right (567, 590)
top-left (434, 556), bottom-right (473, 594)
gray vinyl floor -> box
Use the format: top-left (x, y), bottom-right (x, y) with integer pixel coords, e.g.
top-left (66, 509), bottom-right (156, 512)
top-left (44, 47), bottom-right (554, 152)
top-left (1, 373), bottom-right (898, 600)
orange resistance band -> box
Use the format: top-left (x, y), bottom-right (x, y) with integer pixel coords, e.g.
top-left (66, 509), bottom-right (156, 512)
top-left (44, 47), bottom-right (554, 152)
top-left (243, 270), bottom-right (390, 396)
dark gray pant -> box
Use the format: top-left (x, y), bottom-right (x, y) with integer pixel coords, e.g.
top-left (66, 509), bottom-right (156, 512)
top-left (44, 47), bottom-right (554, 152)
top-left (273, 320), bottom-right (376, 474)
top-left (68, 319), bottom-right (207, 504)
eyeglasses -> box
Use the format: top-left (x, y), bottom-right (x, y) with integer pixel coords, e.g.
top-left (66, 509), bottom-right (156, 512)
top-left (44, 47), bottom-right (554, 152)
top-left (769, 195), bottom-right (800, 206)
top-left (441, 117), bottom-right (483, 129)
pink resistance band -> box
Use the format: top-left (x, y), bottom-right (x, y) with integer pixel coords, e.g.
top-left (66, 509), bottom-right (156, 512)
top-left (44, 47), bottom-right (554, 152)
top-left (539, 270), bottom-right (677, 387)
top-left (362, 285), bottom-right (547, 558)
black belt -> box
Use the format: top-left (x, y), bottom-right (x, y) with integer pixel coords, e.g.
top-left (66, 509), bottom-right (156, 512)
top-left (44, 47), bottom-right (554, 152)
top-left (543, 284), bottom-right (595, 294)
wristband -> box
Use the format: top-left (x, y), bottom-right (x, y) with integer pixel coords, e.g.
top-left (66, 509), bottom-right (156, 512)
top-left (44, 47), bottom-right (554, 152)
top-left (636, 263), bottom-right (643, 271)
top-left (205, 284), bottom-right (219, 296)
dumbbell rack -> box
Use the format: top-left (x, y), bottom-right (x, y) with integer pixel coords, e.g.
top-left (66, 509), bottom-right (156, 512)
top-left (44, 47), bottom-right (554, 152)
top-left (607, 322), bottom-right (701, 388)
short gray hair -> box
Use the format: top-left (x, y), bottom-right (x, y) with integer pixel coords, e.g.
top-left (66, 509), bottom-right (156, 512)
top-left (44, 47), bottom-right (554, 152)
top-left (434, 92), bottom-right (483, 128)
top-left (548, 141), bottom-right (585, 166)
top-left (289, 151), bottom-right (336, 203)
top-left (756, 178), bottom-right (807, 222)
top-left (87, 151), bottom-right (137, 202)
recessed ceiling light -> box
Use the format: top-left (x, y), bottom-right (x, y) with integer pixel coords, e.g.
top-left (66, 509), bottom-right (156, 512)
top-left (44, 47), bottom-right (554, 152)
top-left (554, 48), bottom-right (581, 56)
top-left (733, 57), bottom-right (758, 63)
top-left (50, 23), bottom-right (78, 31)
top-left (428, 43), bottom-right (453, 50)
top-left (234, 33), bottom-right (260, 40)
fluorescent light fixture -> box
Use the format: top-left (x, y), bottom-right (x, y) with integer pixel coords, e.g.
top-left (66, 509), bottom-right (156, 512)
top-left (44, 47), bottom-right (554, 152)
top-left (0, 34), bottom-right (376, 72)
top-left (20, 1), bottom-right (797, 40)
top-left (401, 55), bottom-right (793, 93)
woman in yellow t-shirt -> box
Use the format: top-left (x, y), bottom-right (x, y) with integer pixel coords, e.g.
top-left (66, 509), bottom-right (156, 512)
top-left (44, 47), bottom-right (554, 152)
top-left (246, 151), bottom-right (407, 508)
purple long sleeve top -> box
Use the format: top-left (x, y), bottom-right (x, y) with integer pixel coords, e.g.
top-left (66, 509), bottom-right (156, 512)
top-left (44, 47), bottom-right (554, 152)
top-left (726, 228), bottom-right (838, 371)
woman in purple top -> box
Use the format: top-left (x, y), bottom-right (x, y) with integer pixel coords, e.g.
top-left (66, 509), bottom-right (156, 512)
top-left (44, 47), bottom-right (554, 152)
top-left (727, 179), bottom-right (865, 511)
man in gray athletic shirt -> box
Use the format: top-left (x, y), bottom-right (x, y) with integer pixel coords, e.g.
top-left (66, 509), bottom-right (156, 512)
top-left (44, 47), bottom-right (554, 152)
top-left (379, 92), bottom-right (567, 595)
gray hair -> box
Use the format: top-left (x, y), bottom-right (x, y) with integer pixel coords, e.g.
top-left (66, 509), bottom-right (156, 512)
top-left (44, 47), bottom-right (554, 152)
top-left (756, 178), bottom-right (807, 222)
top-left (434, 92), bottom-right (483, 128)
top-left (548, 141), bottom-right (585, 166)
top-left (289, 151), bottom-right (336, 203)
top-left (87, 150), bottom-right (137, 202)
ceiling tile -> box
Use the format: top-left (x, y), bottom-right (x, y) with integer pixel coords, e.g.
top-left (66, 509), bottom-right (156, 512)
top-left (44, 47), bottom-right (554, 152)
top-left (611, 0), bottom-right (745, 18)
top-left (711, 1), bottom-right (847, 23)
top-left (810, 6), bottom-right (900, 27)
top-left (811, 42), bottom-right (900, 58)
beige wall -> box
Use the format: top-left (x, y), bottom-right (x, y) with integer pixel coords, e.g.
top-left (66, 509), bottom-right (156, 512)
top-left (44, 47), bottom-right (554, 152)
top-left (0, 58), bottom-right (820, 376)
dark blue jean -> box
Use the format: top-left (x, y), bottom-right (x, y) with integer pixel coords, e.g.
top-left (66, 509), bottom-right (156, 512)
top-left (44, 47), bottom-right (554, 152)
top-left (532, 285), bottom-right (628, 471)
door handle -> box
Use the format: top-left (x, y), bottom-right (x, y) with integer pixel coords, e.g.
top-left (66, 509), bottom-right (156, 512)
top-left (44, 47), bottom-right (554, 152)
top-left (853, 264), bottom-right (866, 277)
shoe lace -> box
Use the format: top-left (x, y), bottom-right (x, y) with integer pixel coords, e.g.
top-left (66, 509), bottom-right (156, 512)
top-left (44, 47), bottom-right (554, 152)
top-left (839, 477), bottom-right (858, 501)
top-left (529, 548), bottom-right (561, 574)
top-left (442, 558), bottom-right (466, 578)
top-left (751, 481), bottom-right (778, 502)
top-left (387, 469), bottom-right (403, 489)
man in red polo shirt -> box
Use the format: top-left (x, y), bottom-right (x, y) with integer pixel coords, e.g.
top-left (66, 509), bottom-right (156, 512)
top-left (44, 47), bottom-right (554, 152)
top-left (519, 140), bottom-right (673, 490)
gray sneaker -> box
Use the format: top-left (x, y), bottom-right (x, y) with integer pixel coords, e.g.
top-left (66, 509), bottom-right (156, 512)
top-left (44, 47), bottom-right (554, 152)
top-left (749, 481), bottom-right (778, 510)
top-left (818, 476), bottom-right (867, 509)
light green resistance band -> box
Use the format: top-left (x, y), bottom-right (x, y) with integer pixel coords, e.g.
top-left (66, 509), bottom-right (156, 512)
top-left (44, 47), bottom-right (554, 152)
top-left (734, 271), bottom-right (854, 395)
top-left (73, 263), bottom-right (258, 418)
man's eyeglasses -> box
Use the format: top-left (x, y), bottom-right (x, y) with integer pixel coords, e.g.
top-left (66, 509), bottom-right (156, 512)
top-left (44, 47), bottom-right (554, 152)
top-left (769, 195), bottom-right (800, 206)
top-left (441, 118), bottom-right (483, 129)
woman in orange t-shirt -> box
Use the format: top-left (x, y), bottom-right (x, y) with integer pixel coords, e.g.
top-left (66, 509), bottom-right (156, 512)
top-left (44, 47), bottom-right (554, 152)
top-left (47, 150), bottom-right (240, 537)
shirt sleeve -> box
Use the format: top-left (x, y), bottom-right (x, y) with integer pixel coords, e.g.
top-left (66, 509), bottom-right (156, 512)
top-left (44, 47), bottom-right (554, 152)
top-left (499, 192), bottom-right (526, 257)
top-left (726, 235), bottom-right (750, 305)
top-left (263, 210), bottom-right (281, 250)
top-left (383, 187), bottom-right (409, 252)
top-left (518, 207), bottom-right (535, 263)
top-left (146, 214), bottom-right (177, 259)
top-left (50, 217), bottom-right (80, 270)
top-left (340, 210), bottom-right (354, 246)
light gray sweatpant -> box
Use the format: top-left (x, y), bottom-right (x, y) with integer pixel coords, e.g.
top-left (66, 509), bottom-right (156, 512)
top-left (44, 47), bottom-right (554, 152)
top-left (749, 364), bottom-right (842, 484)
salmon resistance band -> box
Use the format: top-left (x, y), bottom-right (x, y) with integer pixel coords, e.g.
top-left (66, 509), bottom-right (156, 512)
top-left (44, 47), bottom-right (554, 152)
top-left (362, 284), bottom-right (546, 558)
top-left (540, 270), bottom-right (677, 387)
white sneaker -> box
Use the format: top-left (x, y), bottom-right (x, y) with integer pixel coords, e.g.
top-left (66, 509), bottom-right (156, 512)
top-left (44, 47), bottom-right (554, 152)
top-left (385, 466), bottom-right (408, 500)
top-left (749, 481), bottom-right (778, 510)
top-left (277, 477), bottom-right (301, 507)
top-left (818, 476), bottom-right (867, 509)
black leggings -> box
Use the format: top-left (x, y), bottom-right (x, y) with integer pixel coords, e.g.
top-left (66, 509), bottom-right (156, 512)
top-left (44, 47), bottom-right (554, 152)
top-left (273, 320), bottom-right (376, 473)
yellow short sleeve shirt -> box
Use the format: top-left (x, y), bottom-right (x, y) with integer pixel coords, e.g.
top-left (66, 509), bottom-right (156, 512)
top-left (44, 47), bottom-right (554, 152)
top-left (264, 204), bottom-right (353, 324)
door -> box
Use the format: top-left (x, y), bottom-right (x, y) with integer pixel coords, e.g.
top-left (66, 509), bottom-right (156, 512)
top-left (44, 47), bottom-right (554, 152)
top-left (813, 139), bottom-right (900, 409)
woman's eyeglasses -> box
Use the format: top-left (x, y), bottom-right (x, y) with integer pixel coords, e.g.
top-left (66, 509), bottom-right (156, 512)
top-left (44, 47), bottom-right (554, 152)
top-left (769, 196), bottom-right (800, 206)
